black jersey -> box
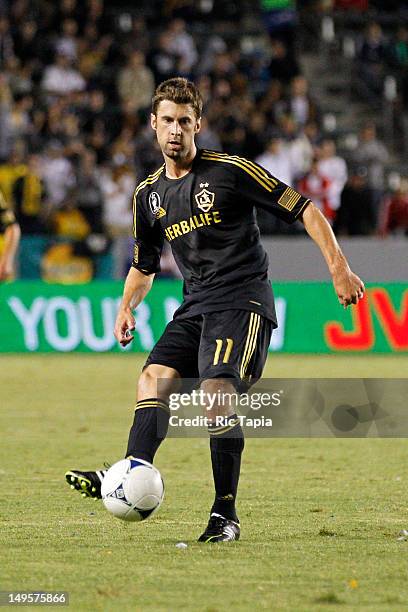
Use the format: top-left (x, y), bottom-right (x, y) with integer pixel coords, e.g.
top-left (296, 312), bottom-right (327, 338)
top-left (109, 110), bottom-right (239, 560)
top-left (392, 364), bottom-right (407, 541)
top-left (0, 191), bottom-right (16, 235)
top-left (131, 149), bottom-right (310, 326)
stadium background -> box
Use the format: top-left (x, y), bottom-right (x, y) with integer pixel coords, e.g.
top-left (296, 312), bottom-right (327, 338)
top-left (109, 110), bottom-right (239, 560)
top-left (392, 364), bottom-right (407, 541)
top-left (0, 0), bottom-right (406, 354)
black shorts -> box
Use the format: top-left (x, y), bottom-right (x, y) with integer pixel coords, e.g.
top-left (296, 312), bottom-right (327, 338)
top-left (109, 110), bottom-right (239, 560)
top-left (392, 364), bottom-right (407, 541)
top-left (144, 310), bottom-right (273, 391)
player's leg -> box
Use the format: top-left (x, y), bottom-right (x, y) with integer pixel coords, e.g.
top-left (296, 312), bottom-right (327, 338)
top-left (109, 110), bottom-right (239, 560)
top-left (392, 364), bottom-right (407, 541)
top-left (197, 310), bottom-right (272, 542)
top-left (125, 364), bottom-right (180, 463)
top-left (66, 316), bottom-right (201, 499)
top-left (198, 376), bottom-right (243, 542)
top-left (125, 316), bottom-right (201, 463)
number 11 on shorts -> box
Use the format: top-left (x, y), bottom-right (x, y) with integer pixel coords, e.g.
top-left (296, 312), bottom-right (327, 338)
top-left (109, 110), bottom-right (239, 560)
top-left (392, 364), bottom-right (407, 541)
top-left (213, 338), bottom-right (234, 365)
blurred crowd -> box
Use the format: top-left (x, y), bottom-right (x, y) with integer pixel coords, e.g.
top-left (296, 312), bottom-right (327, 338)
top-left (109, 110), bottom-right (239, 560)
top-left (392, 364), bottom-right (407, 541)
top-left (0, 0), bottom-right (406, 281)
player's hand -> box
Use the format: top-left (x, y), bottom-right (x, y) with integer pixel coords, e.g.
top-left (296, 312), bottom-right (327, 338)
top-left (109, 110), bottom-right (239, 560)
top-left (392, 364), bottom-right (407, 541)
top-left (332, 267), bottom-right (365, 308)
top-left (114, 309), bottom-right (136, 346)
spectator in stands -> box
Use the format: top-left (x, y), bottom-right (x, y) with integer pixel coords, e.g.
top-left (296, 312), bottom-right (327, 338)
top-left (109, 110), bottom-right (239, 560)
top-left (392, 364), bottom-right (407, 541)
top-left (298, 158), bottom-right (334, 222)
top-left (243, 111), bottom-right (268, 159)
top-left (101, 160), bottom-right (135, 279)
top-left (52, 0), bottom-right (84, 29)
top-left (81, 89), bottom-right (113, 163)
top-left (75, 148), bottom-right (104, 234)
top-left (165, 19), bottom-right (198, 75)
top-left (82, 89), bottom-right (109, 136)
top-left (0, 72), bottom-right (12, 160)
top-left (76, 24), bottom-right (113, 82)
top-left (0, 15), bottom-right (14, 68)
top-left (41, 50), bottom-right (86, 98)
top-left (278, 114), bottom-right (314, 181)
top-left (379, 178), bottom-right (408, 237)
top-left (111, 127), bottom-right (136, 169)
top-left (256, 131), bottom-right (296, 187)
top-left (12, 19), bottom-right (44, 67)
top-left (55, 18), bottom-right (79, 61)
top-left (6, 56), bottom-right (33, 97)
top-left (259, 79), bottom-right (286, 125)
top-left (40, 140), bottom-right (75, 211)
top-left (267, 39), bottom-right (300, 84)
top-left (13, 153), bottom-right (47, 234)
top-left (287, 75), bottom-right (318, 127)
top-left (197, 34), bottom-right (227, 77)
top-left (317, 138), bottom-right (347, 217)
top-left (357, 21), bottom-right (387, 100)
top-left (388, 26), bottom-right (408, 70)
top-left (117, 51), bottom-right (155, 114)
top-left (121, 16), bottom-right (150, 55)
top-left (148, 31), bottom-right (179, 84)
top-left (209, 51), bottom-right (237, 83)
top-left (0, 146), bottom-right (27, 205)
top-left (352, 123), bottom-right (389, 223)
top-left (292, 120), bottom-right (318, 177)
top-left (334, 167), bottom-right (376, 236)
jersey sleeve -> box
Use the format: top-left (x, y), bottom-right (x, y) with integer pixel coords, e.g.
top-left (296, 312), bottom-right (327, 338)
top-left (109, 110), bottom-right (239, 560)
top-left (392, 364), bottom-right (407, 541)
top-left (235, 158), bottom-right (311, 224)
top-left (131, 191), bottom-right (163, 275)
top-left (0, 190), bottom-right (16, 231)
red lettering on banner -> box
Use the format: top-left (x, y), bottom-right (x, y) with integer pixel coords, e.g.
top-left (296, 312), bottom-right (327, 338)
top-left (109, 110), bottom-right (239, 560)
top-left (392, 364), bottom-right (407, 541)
top-left (370, 288), bottom-right (408, 350)
top-left (325, 295), bottom-right (374, 350)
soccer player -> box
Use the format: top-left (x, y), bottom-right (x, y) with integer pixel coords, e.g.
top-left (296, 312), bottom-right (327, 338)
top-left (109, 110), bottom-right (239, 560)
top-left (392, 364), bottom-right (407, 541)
top-left (66, 78), bottom-right (365, 542)
top-left (0, 190), bottom-right (20, 281)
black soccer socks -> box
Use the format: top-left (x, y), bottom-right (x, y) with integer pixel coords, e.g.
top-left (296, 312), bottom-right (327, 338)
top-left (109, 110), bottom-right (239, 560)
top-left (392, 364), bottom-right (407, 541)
top-left (208, 414), bottom-right (245, 522)
top-left (126, 398), bottom-right (170, 464)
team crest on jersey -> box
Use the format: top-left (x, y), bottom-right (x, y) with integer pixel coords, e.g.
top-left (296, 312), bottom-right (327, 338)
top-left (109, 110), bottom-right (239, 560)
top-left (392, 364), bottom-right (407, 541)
top-left (195, 182), bottom-right (215, 213)
top-left (148, 192), bottom-right (166, 219)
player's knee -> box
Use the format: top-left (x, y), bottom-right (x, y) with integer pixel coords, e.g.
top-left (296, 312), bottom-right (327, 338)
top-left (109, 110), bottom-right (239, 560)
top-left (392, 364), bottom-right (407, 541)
top-left (138, 364), bottom-right (181, 401)
top-left (200, 377), bottom-right (237, 420)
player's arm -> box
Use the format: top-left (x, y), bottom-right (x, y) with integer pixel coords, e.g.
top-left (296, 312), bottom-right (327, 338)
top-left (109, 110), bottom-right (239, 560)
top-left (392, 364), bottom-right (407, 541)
top-left (114, 267), bottom-right (155, 346)
top-left (114, 188), bottom-right (163, 346)
top-left (234, 157), bottom-right (364, 307)
top-left (300, 202), bottom-right (365, 307)
top-left (0, 222), bottom-right (21, 281)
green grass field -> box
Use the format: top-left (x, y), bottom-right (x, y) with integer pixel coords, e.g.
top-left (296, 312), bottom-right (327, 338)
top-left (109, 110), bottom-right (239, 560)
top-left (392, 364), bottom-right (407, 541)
top-left (1, 354), bottom-right (408, 611)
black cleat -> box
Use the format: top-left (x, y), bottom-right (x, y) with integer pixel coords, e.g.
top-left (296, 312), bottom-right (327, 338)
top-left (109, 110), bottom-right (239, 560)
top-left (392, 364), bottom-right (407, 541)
top-left (65, 469), bottom-right (106, 499)
top-left (198, 513), bottom-right (240, 543)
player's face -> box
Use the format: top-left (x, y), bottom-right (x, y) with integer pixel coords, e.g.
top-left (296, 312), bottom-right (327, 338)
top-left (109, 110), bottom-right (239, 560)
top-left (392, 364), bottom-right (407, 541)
top-left (151, 101), bottom-right (201, 161)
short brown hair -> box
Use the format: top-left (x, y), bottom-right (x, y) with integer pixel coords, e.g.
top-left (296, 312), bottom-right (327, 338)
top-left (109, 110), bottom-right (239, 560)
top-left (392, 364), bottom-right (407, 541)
top-left (152, 77), bottom-right (203, 119)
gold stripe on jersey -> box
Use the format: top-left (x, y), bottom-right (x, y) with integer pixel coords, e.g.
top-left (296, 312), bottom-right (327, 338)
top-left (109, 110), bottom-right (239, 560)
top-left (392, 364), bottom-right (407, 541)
top-left (240, 313), bottom-right (260, 379)
top-left (132, 165), bottom-right (165, 236)
top-left (294, 198), bottom-right (311, 218)
top-left (278, 187), bottom-right (301, 212)
top-left (202, 152), bottom-right (273, 192)
top-left (201, 150), bottom-right (278, 191)
top-left (202, 150), bottom-right (278, 187)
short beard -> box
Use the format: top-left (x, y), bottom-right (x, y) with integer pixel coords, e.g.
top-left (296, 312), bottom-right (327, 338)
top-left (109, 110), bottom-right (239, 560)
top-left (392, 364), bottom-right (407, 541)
top-left (163, 145), bottom-right (185, 160)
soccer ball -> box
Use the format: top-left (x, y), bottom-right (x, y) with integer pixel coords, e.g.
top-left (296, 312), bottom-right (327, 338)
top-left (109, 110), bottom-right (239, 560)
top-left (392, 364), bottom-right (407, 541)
top-left (101, 458), bottom-right (164, 522)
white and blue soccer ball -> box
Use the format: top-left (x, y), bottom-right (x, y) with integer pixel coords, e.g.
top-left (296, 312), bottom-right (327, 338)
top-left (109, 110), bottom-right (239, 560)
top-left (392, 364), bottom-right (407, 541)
top-left (101, 458), bottom-right (164, 522)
